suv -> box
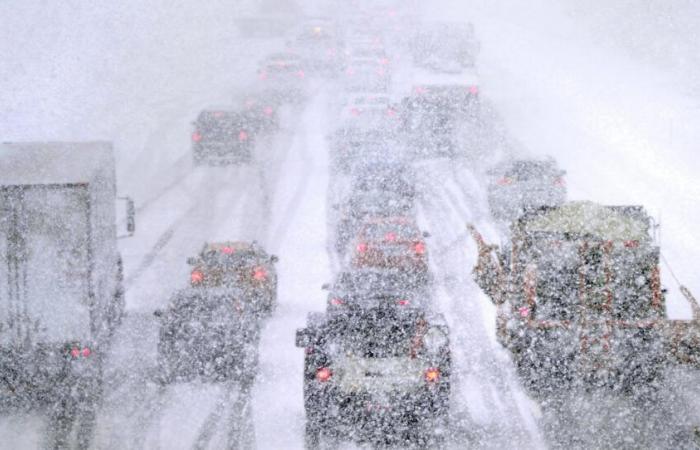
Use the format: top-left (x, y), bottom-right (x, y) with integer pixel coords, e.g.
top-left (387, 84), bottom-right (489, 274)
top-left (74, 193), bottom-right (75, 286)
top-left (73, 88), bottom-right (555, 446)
top-left (187, 241), bottom-right (278, 315)
top-left (191, 110), bottom-right (255, 165)
top-left (296, 308), bottom-right (451, 448)
top-left (486, 157), bottom-right (567, 222)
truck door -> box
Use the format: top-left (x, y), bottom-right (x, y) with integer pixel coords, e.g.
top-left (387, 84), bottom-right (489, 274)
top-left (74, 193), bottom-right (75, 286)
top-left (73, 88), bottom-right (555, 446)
top-left (0, 185), bottom-right (91, 347)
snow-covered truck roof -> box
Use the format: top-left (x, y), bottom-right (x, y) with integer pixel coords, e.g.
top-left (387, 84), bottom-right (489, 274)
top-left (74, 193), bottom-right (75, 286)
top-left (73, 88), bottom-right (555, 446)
top-left (520, 201), bottom-right (651, 242)
top-left (0, 141), bottom-right (114, 186)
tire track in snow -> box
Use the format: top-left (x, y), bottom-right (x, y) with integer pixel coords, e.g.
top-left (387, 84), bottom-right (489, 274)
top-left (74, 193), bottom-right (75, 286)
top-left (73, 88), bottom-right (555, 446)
top-left (416, 160), bottom-right (544, 449)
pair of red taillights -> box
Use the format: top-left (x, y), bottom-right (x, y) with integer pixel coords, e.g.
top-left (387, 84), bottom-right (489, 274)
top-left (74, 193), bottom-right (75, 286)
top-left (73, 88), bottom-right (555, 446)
top-left (191, 267), bottom-right (268, 284)
top-left (356, 241), bottom-right (426, 255)
top-left (68, 347), bottom-right (92, 358)
top-left (314, 367), bottom-right (440, 383)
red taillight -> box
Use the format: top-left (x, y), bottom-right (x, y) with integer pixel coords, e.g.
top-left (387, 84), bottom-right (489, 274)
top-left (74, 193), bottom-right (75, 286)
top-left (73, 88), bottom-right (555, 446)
top-left (414, 241), bottom-right (426, 255)
top-left (192, 131), bottom-right (202, 142)
top-left (191, 270), bottom-right (204, 284)
top-left (624, 240), bottom-right (639, 248)
top-left (554, 177), bottom-right (566, 187)
top-left (497, 177), bottom-right (513, 186)
top-left (221, 246), bottom-right (234, 254)
top-left (518, 306), bottom-right (530, 318)
top-left (386, 108), bottom-right (397, 117)
top-left (350, 107), bottom-right (361, 117)
top-left (239, 130), bottom-right (248, 142)
top-left (379, 57), bottom-right (390, 65)
top-left (424, 367), bottom-right (440, 383)
top-left (385, 232), bottom-right (397, 242)
top-left (252, 267), bottom-right (267, 281)
top-left (356, 242), bottom-right (368, 253)
top-left (297, 69), bottom-right (305, 78)
top-left (316, 367), bottom-right (332, 382)
top-left (396, 299), bottom-right (410, 306)
top-left (69, 347), bottom-right (91, 358)
top-left (469, 85), bottom-right (479, 95)
top-left (263, 106), bottom-right (274, 116)
top-left (330, 298), bottom-right (345, 306)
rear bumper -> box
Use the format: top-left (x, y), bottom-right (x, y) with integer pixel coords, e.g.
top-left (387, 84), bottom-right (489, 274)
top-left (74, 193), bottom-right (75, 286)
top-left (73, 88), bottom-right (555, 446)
top-left (306, 385), bottom-right (449, 443)
top-left (193, 142), bottom-right (252, 164)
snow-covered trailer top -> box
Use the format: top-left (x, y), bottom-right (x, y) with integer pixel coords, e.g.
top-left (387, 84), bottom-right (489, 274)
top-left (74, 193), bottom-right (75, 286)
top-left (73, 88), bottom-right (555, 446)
top-left (518, 201), bottom-right (651, 243)
top-left (0, 142), bottom-right (119, 347)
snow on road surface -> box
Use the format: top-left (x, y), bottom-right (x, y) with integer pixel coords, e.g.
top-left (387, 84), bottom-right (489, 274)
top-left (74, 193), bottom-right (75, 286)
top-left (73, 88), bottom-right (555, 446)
top-left (2, 0), bottom-right (700, 448)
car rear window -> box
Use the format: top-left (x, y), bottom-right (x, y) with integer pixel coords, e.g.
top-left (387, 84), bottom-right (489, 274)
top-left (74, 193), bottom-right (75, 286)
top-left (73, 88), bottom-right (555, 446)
top-left (507, 162), bottom-right (555, 181)
top-left (362, 222), bottom-right (420, 241)
top-left (326, 311), bottom-right (422, 358)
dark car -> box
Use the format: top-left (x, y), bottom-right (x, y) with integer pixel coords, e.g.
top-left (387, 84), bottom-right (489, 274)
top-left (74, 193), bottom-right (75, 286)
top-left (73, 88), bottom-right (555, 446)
top-left (350, 217), bottom-right (430, 278)
top-left (187, 241), bottom-right (278, 315)
top-left (191, 110), bottom-right (255, 165)
top-left (257, 54), bottom-right (308, 103)
top-left (296, 308), bottom-right (451, 448)
top-left (323, 269), bottom-right (430, 312)
top-left (400, 85), bottom-right (479, 158)
top-left (237, 91), bottom-right (281, 135)
top-left (486, 157), bottom-right (567, 222)
top-left (334, 188), bottom-right (414, 255)
top-left (329, 127), bottom-right (400, 174)
top-left (155, 287), bottom-right (260, 384)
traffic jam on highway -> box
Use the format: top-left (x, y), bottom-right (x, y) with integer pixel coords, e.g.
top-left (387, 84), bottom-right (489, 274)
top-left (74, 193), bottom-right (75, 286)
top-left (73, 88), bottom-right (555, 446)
top-left (2, 1), bottom-right (700, 449)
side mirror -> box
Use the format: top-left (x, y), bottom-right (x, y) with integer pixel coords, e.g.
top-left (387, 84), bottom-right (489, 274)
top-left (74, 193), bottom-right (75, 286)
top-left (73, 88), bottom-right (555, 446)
top-left (117, 196), bottom-right (136, 238)
top-left (153, 309), bottom-right (163, 318)
top-left (186, 257), bottom-right (198, 265)
top-left (321, 283), bottom-right (330, 290)
top-left (422, 231), bottom-right (431, 238)
top-left (270, 255), bottom-right (279, 263)
top-left (295, 328), bottom-right (311, 347)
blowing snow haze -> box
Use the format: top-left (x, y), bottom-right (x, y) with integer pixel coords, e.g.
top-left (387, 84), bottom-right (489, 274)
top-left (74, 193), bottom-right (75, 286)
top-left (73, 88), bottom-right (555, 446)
top-left (1, 0), bottom-right (700, 449)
